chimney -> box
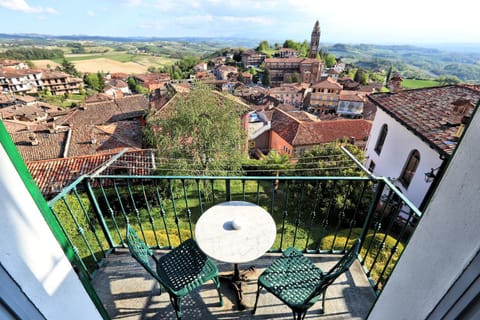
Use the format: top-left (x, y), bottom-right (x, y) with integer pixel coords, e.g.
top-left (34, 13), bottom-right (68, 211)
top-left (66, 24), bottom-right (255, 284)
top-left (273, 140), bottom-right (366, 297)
top-left (29, 133), bottom-right (39, 146)
top-left (388, 73), bottom-right (403, 93)
top-left (49, 122), bottom-right (56, 133)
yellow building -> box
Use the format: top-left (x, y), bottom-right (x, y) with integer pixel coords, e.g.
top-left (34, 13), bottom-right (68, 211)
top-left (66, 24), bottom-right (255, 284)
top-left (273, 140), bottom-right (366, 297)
top-left (309, 77), bottom-right (342, 114)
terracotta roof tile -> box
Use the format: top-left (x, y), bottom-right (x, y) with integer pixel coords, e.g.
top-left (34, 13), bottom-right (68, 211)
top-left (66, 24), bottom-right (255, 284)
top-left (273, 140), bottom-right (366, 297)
top-left (311, 77), bottom-right (343, 90)
top-left (270, 109), bottom-right (301, 144)
top-left (271, 108), bottom-right (371, 146)
top-left (293, 119), bottom-right (372, 146)
top-left (339, 92), bottom-right (365, 102)
top-left (27, 149), bottom-right (156, 199)
top-left (368, 85), bottom-right (480, 155)
top-left (10, 129), bottom-right (68, 161)
top-left (4, 95), bottom-right (148, 161)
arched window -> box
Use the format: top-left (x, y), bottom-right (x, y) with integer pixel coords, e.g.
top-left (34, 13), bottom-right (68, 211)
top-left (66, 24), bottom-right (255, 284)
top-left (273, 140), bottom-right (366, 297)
top-left (374, 124), bottom-right (388, 155)
top-left (399, 150), bottom-right (420, 188)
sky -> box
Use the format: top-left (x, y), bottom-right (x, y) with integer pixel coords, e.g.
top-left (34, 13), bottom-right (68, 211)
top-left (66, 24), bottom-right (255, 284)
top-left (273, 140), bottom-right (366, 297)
top-left (0, 0), bottom-right (478, 45)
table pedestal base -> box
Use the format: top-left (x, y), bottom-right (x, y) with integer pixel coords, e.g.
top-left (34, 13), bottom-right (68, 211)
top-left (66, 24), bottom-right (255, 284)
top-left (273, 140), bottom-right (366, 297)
top-left (220, 264), bottom-right (256, 310)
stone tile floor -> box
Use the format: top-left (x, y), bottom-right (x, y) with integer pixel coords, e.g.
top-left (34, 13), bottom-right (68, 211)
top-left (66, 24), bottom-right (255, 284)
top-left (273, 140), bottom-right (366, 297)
top-left (92, 249), bottom-right (376, 319)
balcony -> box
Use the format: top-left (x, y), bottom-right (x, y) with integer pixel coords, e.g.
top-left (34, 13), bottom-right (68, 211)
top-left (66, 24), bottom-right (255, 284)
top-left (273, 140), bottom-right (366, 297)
top-left (48, 174), bottom-right (422, 319)
top-left (92, 248), bottom-right (375, 319)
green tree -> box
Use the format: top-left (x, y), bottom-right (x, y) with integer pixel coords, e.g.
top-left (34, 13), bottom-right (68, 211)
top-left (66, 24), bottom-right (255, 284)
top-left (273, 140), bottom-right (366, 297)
top-left (283, 40), bottom-right (297, 49)
top-left (436, 75), bottom-right (461, 85)
top-left (294, 143), bottom-right (370, 215)
top-left (354, 68), bottom-right (369, 85)
top-left (298, 40), bottom-right (309, 57)
top-left (295, 143), bottom-right (365, 177)
top-left (282, 39), bottom-right (309, 57)
top-left (59, 58), bottom-right (79, 77)
top-left (84, 73), bottom-right (100, 91)
top-left (385, 65), bottom-right (393, 85)
top-left (135, 84), bottom-right (150, 94)
top-left (257, 40), bottom-right (270, 52)
top-left (324, 54), bottom-right (337, 68)
top-left (319, 49), bottom-right (336, 67)
top-left (248, 67), bottom-right (259, 83)
top-left (260, 150), bottom-right (291, 189)
top-left (127, 76), bottom-right (137, 91)
top-left (145, 82), bottom-right (247, 176)
top-left (176, 56), bottom-right (200, 76)
top-left (262, 68), bottom-right (271, 87)
top-left (97, 71), bottom-right (105, 91)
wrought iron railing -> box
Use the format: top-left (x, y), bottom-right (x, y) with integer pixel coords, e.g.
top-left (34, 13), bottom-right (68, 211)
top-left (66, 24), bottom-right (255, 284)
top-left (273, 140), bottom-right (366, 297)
top-left (48, 174), bottom-right (421, 295)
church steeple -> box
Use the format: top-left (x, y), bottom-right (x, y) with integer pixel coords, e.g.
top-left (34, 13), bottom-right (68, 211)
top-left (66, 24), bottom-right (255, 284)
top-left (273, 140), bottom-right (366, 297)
top-left (309, 20), bottom-right (321, 59)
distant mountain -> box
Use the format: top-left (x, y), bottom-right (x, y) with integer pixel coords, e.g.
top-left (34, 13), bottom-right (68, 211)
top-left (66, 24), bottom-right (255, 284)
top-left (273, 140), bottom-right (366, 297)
top-left (323, 43), bottom-right (480, 82)
top-left (0, 33), bottom-right (259, 48)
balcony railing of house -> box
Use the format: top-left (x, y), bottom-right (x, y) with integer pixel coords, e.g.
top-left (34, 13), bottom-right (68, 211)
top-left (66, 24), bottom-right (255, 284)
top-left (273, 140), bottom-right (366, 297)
top-left (48, 174), bottom-right (421, 316)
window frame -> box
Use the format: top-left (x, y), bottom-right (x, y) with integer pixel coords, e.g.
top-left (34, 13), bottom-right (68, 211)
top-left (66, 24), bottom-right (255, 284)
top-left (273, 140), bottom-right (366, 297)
top-left (374, 124), bottom-right (388, 155)
top-left (399, 149), bottom-right (420, 188)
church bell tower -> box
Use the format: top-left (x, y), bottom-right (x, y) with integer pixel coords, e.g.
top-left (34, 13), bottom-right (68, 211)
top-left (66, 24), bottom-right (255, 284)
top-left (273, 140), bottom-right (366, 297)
top-left (309, 20), bottom-right (321, 59)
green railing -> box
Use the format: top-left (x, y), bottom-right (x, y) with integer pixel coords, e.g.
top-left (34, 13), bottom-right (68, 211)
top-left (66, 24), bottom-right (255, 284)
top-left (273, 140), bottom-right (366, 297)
top-left (48, 174), bottom-right (421, 294)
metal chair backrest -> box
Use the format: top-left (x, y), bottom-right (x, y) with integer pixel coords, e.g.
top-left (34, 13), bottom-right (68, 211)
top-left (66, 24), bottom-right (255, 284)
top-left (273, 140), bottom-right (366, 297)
top-left (125, 224), bottom-right (161, 282)
top-left (309, 239), bottom-right (361, 300)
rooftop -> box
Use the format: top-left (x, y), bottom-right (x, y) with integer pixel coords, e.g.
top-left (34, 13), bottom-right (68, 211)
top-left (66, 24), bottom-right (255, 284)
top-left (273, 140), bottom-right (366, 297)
top-left (368, 85), bottom-right (480, 156)
top-left (311, 77), bottom-right (343, 90)
top-left (27, 149), bottom-right (156, 198)
top-left (270, 108), bottom-right (372, 146)
top-left (265, 57), bottom-right (321, 64)
top-left (4, 95), bottom-right (149, 161)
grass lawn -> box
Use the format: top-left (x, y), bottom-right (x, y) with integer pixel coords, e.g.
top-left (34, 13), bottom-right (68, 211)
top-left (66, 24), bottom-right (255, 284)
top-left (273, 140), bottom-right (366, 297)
top-left (402, 79), bottom-right (441, 89)
top-left (40, 93), bottom-right (86, 108)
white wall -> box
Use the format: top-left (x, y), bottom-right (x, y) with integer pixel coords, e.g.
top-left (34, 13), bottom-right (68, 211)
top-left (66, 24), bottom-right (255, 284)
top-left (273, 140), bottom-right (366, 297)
top-left (365, 108), bottom-right (443, 208)
top-left (368, 107), bottom-right (480, 319)
top-left (0, 144), bottom-right (102, 320)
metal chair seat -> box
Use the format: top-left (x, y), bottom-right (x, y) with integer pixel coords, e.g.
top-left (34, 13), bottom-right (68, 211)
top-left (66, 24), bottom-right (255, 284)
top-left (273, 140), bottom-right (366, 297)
top-left (258, 247), bottom-right (325, 310)
top-left (253, 239), bottom-right (360, 320)
top-left (125, 224), bottom-right (223, 319)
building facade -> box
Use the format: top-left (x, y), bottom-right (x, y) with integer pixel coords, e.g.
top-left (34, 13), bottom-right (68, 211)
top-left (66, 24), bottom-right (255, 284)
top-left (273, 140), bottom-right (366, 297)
top-left (265, 58), bottom-right (323, 87)
top-left (337, 92), bottom-right (365, 117)
top-left (365, 85), bottom-right (480, 208)
top-left (309, 77), bottom-right (343, 114)
top-left (241, 50), bottom-right (266, 68)
top-left (0, 68), bottom-right (82, 95)
top-left (267, 84), bottom-right (306, 107)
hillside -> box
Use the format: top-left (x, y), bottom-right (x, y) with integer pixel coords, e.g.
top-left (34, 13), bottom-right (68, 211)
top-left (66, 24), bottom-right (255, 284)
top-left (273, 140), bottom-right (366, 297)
top-left (1, 34), bottom-right (479, 82)
top-left (324, 43), bottom-right (480, 82)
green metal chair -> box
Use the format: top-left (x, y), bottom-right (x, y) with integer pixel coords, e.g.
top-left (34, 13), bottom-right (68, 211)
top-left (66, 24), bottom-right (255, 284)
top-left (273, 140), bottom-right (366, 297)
top-left (125, 224), bottom-right (223, 319)
top-left (252, 239), bottom-right (361, 320)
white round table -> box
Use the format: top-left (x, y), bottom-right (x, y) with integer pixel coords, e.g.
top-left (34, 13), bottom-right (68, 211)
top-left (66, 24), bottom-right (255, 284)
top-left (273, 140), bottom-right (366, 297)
top-left (195, 200), bottom-right (277, 264)
top-left (195, 200), bottom-right (277, 310)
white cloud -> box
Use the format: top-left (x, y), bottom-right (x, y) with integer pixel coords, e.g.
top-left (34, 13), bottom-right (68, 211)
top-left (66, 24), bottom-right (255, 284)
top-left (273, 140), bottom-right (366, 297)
top-left (0, 0), bottom-right (57, 14)
top-left (87, 10), bottom-right (95, 17)
top-left (221, 16), bottom-right (273, 25)
top-left (121, 0), bottom-right (143, 7)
